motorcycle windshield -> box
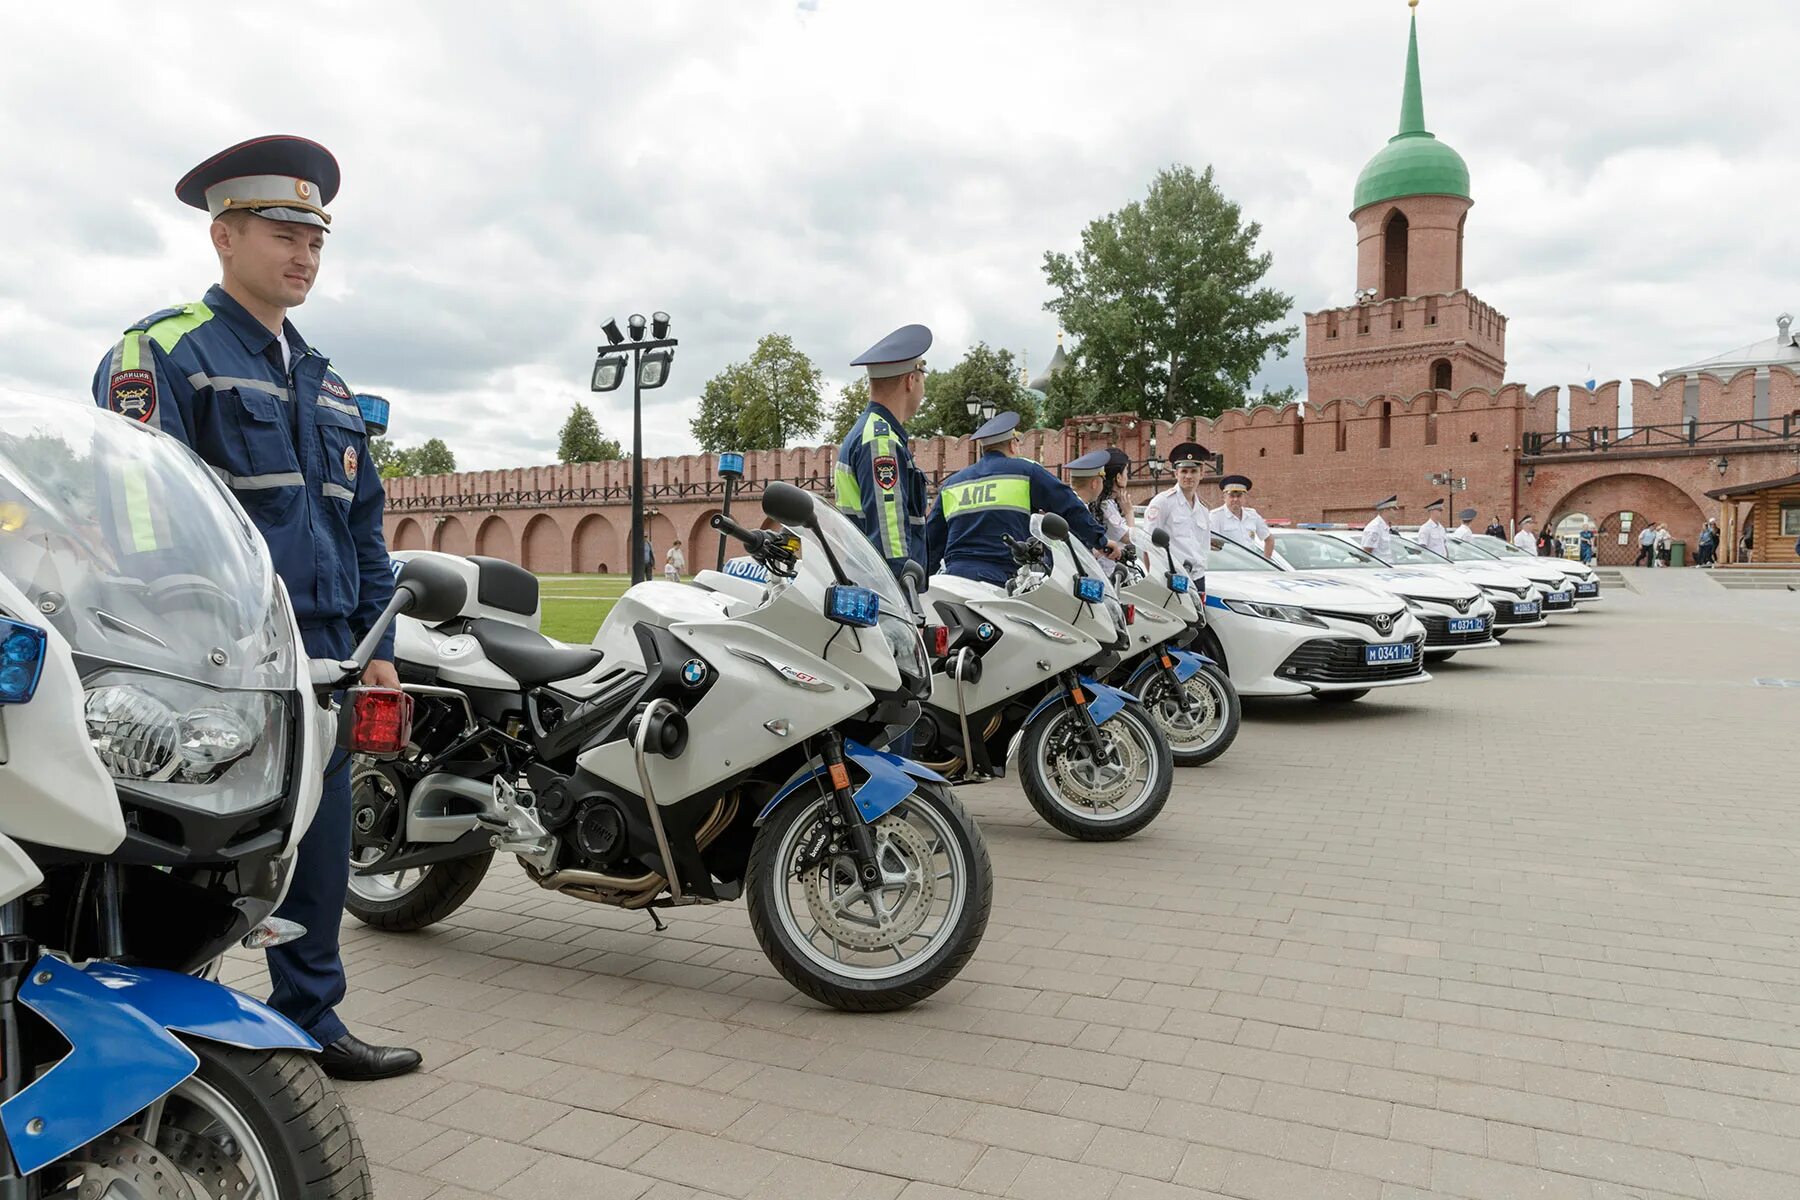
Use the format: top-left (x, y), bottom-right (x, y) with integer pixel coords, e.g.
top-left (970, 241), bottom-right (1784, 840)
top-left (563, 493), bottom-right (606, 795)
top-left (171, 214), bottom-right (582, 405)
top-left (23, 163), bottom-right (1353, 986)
top-left (811, 500), bottom-right (908, 614)
top-left (0, 396), bottom-right (292, 689)
top-left (1030, 514), bottom-right (1109, 585)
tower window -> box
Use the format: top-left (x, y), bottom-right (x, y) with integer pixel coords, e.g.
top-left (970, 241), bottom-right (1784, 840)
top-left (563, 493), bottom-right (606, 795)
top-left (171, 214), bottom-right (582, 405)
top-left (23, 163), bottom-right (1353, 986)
top-left (1425, 394), bottom-right (1440, 446)
top-left (1379, 401), bottom-right (1393, 449)
top-left (1425, 296), bottom-right (1439, 326)
top-left (1382, 210), bottom-right (1409, 299)
top-left (1431, 359), bottom-right (1452, 391)
top-left (1326, 311), bottom-right (1339, 339)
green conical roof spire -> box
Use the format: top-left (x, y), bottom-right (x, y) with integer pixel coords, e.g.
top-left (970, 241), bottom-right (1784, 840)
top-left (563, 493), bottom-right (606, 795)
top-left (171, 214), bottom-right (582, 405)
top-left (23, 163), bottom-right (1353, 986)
top-left (1397, 12), bottom-right (1426, 136)
top-left (1352, 2), bottom-right (1470, 212)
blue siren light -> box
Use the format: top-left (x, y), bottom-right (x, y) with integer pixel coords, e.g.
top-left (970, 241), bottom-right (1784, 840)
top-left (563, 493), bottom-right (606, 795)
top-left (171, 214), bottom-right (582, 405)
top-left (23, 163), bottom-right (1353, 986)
top-left (1169, 574), bottom-right (1191, 593)
top-left (355, 393), bottom-right (390, 436)
top-left (1074, 577), bottom-right (1105, 603)
top-left (824, 585), bottom-right (881, 628)
top-left (718, 452), bottom-right (745, 478)
top-left (0, 617), bottom-right (48, 705)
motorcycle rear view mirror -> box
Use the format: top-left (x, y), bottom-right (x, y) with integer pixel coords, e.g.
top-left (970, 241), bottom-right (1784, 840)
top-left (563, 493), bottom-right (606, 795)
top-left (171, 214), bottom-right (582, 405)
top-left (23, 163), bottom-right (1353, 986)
top-left (1040, 513), bottom-right (1070, 541)
top-left (761, 481), bottom-right (816, 529)
top-left (1152, 529), bottom-right (1171, 549)
top-left (900, 560), bottom-right (927, 622)
top-left (395, 556), bottom-right (468, 624)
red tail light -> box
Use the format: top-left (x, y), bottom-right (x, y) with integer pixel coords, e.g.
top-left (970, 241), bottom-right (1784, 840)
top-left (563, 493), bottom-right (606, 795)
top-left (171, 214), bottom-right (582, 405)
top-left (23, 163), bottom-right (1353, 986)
top-left (929, 625), bottom-right (950, 658)
top-left (1122, 604), bottom-right (1136, 625)
top-left (349, 687), bottom-right (413, 755)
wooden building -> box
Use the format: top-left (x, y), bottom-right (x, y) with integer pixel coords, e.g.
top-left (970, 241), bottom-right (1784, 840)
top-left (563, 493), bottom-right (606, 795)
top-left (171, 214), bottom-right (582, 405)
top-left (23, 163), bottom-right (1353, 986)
top-left (1705, 472), bottom-right (1800, 565)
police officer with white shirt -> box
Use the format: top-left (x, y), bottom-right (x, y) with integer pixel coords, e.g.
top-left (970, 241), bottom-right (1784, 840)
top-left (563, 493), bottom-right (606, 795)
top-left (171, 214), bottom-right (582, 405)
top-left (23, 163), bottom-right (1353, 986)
top-left (1359, 495), bottom-right (1398, 558)
top-left (1514, 515), bottom-right (1538, 553)
top-left (1451, 507), bottom-right (1477, 540)
top-left (1144, 442), bottom-right (1212, 589)
top-left (1416, 498), bottom-right (1449, 556)
top-left (1209, 474), bottom-right (1273, 557)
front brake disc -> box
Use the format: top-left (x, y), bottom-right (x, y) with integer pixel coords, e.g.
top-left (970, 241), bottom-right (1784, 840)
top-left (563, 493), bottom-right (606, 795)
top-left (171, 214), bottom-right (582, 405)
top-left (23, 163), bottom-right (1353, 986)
top-left (802, 813), bottom-right (936, 951)
top-left (67, 1131), bottom-right (199, 1199)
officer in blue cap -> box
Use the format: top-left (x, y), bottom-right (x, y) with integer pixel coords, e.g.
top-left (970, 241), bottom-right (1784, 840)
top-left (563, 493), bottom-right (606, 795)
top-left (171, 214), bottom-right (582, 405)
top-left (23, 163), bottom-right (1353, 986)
top-left (924, 413), bottom-right (1118, 584)
top-left (91, 135), bottom-right (418, 1081)
top-left (834, 324), bottom-right (932, 576)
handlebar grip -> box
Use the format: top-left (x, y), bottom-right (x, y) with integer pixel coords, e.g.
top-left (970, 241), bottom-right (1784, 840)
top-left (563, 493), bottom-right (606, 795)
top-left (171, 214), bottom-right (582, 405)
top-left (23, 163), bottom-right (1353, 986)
top-left (711, 513), bottom-right (764, 548)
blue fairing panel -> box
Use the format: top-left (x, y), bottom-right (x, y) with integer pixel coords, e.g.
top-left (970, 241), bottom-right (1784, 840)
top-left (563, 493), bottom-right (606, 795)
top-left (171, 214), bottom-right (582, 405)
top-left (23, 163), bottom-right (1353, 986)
top-left (1126, 648), bottom-right (1212, 690)
top-left (755, 742), bottom-right (943, 825)
top-left (1024, 677), bottom-right (1139, 728)
top-left (2, 957), bottom-right (316, 1176)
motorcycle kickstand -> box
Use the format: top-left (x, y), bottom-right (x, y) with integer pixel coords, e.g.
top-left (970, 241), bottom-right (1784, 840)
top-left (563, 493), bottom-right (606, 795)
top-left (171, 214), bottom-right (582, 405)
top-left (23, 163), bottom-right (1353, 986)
top-left (644, 909), bottom-right (667, 933)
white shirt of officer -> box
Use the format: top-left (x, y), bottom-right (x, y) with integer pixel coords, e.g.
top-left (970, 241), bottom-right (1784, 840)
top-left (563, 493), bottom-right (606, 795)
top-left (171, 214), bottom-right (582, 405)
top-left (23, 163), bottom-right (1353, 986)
top-left (1451, 521), bottom-right (1473, 540)
top-left (1145, 482), bottom-right (1210, 576)
top-left (1416, 514), bottom-right (1448, 556)
top-left (1514, 525), bottom-right (1537, 553)
top-left (1210, 501), bottom-right (1270, 554)
top-left (1359, 513), bottom-right (1392, 559)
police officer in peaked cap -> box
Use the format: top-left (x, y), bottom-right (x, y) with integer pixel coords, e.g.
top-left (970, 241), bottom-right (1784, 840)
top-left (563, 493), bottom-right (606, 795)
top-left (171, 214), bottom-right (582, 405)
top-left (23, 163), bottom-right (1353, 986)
top-left (1452, 507), bottom-right (1478, 540)
top-left (923, 413), bottom-right (1116, 585)
top-left (1210, 474), bottom-right (1274, 558)
top-left (1144, 442), bottom-right (1214, 585)
top-left (91, 135), bottom-right (418, 1081)
top-left (1065, 449), bottom-right (1124, 576)
top-left (834, 324), bottom-right (932, 576)
top-left (1416, 498), bottom-right (1449, 557)
top-left (1359, 494), bottom-right (1399, 559)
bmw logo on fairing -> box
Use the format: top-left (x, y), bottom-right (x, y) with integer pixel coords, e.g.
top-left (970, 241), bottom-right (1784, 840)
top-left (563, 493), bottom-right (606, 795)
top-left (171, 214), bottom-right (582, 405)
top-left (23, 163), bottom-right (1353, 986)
top-left (977, 623), bottom-right (995, 640)
top-left (681, 659), bottom-right (707, 686)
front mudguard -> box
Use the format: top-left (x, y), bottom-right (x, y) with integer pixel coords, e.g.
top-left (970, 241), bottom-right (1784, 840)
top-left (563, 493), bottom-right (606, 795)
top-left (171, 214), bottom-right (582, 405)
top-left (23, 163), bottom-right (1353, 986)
top-left (757, 740), bottom-right (949, 826)
top-left (1, 956), bottom-right (315, 1177)
top-left (1125, 647), bottom-right (1213, 691)
top-left (1023, 676), bottom-right (1137, 728)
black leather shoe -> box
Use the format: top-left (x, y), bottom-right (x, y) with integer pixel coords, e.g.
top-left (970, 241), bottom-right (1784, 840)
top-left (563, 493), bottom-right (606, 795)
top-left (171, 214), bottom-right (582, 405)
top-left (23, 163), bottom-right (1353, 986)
top-left (317, 1032), bottom-right (422, 1082)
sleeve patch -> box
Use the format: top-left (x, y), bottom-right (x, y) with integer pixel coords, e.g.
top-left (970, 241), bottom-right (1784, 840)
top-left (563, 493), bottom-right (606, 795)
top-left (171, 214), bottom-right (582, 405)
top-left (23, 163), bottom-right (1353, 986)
top-left (108, 370), bottom-right (157, 422)
top-left (1145, 504), bottom-right (1161, 521)
top-left (874, 455), bottom-right (898, 489)
top-left (321, 374), bottom-right (353, 401)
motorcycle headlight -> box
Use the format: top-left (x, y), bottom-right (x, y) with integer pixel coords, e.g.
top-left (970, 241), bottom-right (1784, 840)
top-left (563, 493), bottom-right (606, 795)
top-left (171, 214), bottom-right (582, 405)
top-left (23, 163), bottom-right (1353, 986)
top-left (1222, 599), bottom-right (1327, 627)
top-left (878, 613), bottom-right (930, 694)
top-left (84, 670), bottom-right (288, 815)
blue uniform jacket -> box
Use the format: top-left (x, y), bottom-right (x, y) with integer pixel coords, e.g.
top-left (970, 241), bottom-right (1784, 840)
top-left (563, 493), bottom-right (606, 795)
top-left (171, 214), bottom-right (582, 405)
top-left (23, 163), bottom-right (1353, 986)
top-left (833, 402), bottom-right (928, 573)
top-left (92, 284), bottom-right (395, 659)
top-left (924, 450), bottom-right (1108, 586)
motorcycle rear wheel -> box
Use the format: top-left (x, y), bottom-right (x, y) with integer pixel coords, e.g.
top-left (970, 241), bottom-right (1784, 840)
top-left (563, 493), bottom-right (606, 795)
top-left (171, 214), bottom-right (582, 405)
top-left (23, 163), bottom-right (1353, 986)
top-left (1018, 700), bottom-right (1172, 840)
top-left (746, 781), bottom-right (991, 1012)
top-left (344, 760), bottom-right (493, 932)
top-left (1140, 663), bottom-right (1241, 767)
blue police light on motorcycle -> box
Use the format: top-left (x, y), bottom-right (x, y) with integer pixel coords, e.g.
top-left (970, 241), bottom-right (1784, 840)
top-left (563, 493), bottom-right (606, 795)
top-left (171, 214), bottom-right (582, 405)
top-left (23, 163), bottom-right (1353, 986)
top-left (824, 584), bottom-right (881, 628)
top-left (354, 393), bottom-right (389, 436)
top-left (1169, 574), bottom-right (1190, 593)
top-left (0, 616), bottom-right (48, 705)
top-left (717, 452), bottom-right (745, 478)
top-left (1074, 577), bottom-right (1105, 603)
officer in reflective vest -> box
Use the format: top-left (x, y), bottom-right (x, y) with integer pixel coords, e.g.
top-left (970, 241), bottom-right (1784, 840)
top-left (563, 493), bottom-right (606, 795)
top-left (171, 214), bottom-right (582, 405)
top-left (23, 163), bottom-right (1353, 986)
top-left (924, 412), bottom-right (1117, 585)
top-left (834, 324), bottom-right (931, 576)
top-left (90, 135), bottom-right (417, 1082)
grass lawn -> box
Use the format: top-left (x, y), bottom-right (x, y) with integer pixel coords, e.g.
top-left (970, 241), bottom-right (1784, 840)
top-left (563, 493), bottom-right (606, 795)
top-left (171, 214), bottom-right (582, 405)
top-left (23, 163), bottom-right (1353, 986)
top-left (535, 573), bottom-right (636, 643)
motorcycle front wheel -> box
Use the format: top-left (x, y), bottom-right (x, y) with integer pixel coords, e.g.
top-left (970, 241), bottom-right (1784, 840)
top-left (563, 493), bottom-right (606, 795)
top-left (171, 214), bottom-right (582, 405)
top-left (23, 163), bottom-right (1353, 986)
top-left (1018, 699), bottom-right (1172, 840)
top-left (746, 780), bottom-right (991, 1012)
top-left (51, 1040), bottom-right (369, 1199)
top-left (1139, 663), bottom-right (1241, 767)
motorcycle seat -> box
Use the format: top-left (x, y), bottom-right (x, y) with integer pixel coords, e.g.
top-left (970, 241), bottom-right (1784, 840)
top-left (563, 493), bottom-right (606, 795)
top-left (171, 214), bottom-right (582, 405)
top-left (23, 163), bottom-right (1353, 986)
top-left (467, 618), bottom-right (603, 686)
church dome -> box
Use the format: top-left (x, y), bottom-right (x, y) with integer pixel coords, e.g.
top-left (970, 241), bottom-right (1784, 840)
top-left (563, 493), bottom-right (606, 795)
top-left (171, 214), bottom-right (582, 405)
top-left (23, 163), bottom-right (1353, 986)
top-left (1351, 9), bottom-right (1470, 213)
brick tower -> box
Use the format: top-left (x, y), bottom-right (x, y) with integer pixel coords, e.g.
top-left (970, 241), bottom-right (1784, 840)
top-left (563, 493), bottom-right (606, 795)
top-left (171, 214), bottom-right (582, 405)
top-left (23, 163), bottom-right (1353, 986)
top-left (1303, 1), bottom-right (1507, 404)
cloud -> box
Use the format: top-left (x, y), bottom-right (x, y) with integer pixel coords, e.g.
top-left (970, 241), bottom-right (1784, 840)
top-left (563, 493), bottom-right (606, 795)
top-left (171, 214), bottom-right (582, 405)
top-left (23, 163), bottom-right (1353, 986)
top-left (2, 0), bottom-right (1795, 468)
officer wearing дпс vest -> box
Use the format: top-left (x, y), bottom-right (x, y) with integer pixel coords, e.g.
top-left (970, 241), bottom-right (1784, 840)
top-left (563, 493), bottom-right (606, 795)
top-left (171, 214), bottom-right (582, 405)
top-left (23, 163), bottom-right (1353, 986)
top-left (924, 412), bottom-right (1116, 585)
top-left (834, 324), bottom-right (932, 576)
top-left (90, 135), bottom-right (418, 1083)
top-left (1143, 442), bottom-right (1213, 586)
top-left (1360, 495), bottom-right (1399, 558)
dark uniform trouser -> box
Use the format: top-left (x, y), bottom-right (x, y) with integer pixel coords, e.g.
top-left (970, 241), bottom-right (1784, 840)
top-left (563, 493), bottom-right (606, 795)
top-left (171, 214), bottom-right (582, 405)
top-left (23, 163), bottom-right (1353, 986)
top-left (267, 621), bottom-right (354, 1046)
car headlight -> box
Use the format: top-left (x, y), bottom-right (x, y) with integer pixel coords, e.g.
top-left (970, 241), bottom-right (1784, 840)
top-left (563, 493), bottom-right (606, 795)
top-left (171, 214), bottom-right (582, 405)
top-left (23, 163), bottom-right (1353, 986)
top-left (1222, 599), bottom-right (1326, 627)
top-left (84, 670), bottom-right (288, 815)
top-left (1478, 584), bottom-right (1525, 599)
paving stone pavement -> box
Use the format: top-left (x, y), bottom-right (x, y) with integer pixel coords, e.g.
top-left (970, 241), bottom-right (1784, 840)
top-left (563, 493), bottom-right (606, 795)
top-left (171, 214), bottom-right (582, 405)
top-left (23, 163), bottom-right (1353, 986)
top-left (225, 574), bottom-right (1800, 1199)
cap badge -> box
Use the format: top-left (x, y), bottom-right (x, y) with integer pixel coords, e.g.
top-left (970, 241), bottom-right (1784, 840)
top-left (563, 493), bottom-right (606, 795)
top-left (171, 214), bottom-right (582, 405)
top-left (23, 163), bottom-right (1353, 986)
top-left (295, 180), bottom-right (311, 199)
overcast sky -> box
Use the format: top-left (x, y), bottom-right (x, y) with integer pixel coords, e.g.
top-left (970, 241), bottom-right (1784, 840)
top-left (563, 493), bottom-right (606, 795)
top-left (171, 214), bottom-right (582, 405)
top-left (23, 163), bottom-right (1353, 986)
top-left (4, 1), bottom-right (1796, 467)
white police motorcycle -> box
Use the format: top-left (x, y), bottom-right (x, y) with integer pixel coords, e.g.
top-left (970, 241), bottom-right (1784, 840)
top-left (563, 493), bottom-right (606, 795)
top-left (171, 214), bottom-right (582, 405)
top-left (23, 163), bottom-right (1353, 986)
top-left (348, 483), bottom-right (990, 1012)
top-left (0, 397), bottom-right (465, 1197)
top-left (903, 514), bottom-right (1174, 840)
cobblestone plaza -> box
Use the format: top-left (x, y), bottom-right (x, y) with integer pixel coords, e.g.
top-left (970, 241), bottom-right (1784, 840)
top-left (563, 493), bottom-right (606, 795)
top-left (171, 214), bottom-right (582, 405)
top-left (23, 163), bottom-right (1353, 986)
top-left (228, 572), bottom-right (1800, 1199)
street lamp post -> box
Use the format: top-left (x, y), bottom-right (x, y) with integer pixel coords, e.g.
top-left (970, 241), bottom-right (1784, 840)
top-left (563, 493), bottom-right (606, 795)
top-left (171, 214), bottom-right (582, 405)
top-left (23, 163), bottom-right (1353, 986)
top-left (593, 311), bottom-right (677, 584)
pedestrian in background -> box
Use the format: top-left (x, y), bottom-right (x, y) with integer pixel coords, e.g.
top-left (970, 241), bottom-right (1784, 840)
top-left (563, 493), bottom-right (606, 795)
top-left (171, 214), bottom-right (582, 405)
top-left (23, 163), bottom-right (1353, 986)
top-left (664, 538), bottom-right (686, 581)
top-left (1579, 528), bottom-right (1595, 565)
top-left (1655, 523), bottom-right (1672, 567)
top-left (1485, 515), bottom-right (1507, 539)
top-left (1634, 522), bottom-right (1656, 567)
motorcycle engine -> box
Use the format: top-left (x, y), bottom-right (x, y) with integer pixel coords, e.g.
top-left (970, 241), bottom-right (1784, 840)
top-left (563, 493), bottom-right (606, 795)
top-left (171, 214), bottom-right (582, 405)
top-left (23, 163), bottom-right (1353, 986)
top-left (572, 799), bottom-right (629, 869)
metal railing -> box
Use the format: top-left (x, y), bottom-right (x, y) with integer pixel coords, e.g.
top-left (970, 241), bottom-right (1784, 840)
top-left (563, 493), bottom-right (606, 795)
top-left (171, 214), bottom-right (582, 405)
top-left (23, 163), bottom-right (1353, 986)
top-left (1524, 416), bottom-right (1800, 456)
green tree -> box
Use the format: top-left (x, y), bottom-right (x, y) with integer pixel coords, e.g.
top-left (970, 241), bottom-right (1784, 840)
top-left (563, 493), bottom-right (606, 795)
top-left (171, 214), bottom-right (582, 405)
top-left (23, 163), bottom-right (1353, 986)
top-left (690, 333), bottom-right (826, 452)
top-left (411, 438), bottom-right (456, 476)
top-left (823, 375), bottom-right (869, 446)
top-left (557, 402), bottom-right (623, 463)
top-left (368, 436), bottom-right (406, 477)
top-left (1040, 361), bottom-right (1102, 429)
top-left (1042, 164), bottom-right (1296, 421)
top-left (912, 342), bottom-right (1039, 438)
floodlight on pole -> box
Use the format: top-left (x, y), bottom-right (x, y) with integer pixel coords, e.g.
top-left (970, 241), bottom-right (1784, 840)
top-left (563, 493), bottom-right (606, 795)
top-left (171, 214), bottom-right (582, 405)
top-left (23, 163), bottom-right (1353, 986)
top-left (593, 311), bottom-right (680, 583)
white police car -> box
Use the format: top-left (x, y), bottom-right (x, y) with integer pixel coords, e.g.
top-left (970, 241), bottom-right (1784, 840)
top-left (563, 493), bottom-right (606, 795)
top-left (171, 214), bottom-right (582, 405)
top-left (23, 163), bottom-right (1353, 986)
top-left (1268, 530), bottom-right (1498, 660)
top-left (1431, 533), bottom-right (1579, 613)
top-left (1460, 534), bottom-right (1602, 603)
top-left (1201, 536), bottom-right (1431, 702)
top-left (1318, 530), bottom-right (1551, 634)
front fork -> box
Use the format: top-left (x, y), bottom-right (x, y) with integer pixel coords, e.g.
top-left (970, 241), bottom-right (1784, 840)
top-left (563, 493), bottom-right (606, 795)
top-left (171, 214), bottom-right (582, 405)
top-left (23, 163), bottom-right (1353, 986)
top-left (1152, 649), bottom-right (1196, 717)
top-left (817, 731), bottom-right (883, 887)
top-left (1059, 672), bottom-right (1111, 759)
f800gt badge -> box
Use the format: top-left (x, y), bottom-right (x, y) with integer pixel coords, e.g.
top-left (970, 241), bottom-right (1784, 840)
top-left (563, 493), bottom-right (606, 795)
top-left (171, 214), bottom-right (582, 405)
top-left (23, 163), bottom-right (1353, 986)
top-left (728, 647), bottom-right (832, 691)
top-left (681, 659), bottom-right (708, 687)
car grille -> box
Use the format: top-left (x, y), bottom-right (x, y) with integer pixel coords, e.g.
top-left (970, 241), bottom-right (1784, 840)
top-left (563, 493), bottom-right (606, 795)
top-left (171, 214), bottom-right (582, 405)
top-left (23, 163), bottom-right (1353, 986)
top-left (1277, 636), bottom-right (1427, 684)
top-left (1490, 599), bottom-right (1539, 626)
top-left (1310, 608), bottom-right (1407, 636)
top-left (1419, 615), bottom-right (1493, 647)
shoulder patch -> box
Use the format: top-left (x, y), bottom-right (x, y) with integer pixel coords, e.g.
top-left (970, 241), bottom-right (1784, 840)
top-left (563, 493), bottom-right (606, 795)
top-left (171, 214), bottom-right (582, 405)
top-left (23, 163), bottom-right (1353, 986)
top-left (871, 418), bottom-right (890, 436)
top-left (321, 374), bottom-right (353, 401)
top-left (874, 455), bottom-right (898, 489)
top-left (1145, 504), bottom-right (1161, 521)
top-left (108, 370), bottom-right (157, 422)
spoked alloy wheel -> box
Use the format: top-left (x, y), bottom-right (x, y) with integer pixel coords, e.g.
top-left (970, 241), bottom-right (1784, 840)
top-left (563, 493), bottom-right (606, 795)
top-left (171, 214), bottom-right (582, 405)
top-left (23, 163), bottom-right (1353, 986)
top-left (344, 760), bottom-right (491, 932)
top-left (1019, 700), bottom-right (1172, 840)
top-left (747, 782), bottom-right (991, 1012)
top-left (1141, 664), bottom-right (1240, 767)
top-left (52, 1041), bottom-right (369, 1199)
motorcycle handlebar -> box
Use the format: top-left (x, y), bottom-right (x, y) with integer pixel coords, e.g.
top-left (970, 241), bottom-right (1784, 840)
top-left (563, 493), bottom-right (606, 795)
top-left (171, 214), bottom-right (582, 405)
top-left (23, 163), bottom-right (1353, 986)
top-left (711, 512), bottom-right (768, 551)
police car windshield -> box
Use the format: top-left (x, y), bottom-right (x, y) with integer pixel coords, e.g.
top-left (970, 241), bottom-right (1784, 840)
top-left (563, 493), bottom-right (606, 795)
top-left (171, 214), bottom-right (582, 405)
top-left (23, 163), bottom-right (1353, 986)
top-left (1470, 534), bottom-right (1532, 559)
top-left (1372, 537), bottom-right (1449, 566)
top-left (1207, 535), bottom-right (1282, 573)
top-left (1274, 532), bottom-right (1385, 570)
top-left (1434, 537), bottom-right (1495, 563)
top-left (0, 395), bottom-right (291, 689)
